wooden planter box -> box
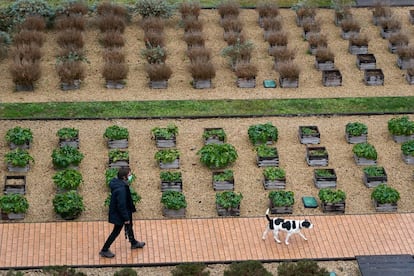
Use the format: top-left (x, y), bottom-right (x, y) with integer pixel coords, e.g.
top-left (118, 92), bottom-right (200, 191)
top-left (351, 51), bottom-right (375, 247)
top-left (345, 132), bottom-right (367, 144)
top-left (15, 84), bottom-right (34, 92)
top-left (155, 136), bottom-right (176, 148)
top-left (363, 171), bottom-right (387, 188)
top-left (410, 10), bottom-right (414, 24)
top-left (299, 126), bottom-right (320, 144)
top-left (357, 54), bottom-right (376, 70)
top-left (1, 211), bottom-right (25, 220)
top-left (236, 78), bottom-right (256, 88)
top-left (349, 44), bottom-right (368, 55)
top-left (161, 181), bottom-right (182, 192)
top-left (268, 45), bottom-right (287, 55)
top-left (4, 175), bottom-right (26, 194)
top-left (149, 80), bottom-right (168, 89)
top-left (388, 42), bottom-right (407, 54)
top-left (308, 45), bottom-right (324, 55)
top-left (59, 137), bottom-right (79, 149)
top-left (313, 169), bottom-right (337, 188)
top-left (354, 154), bottom-right (377, 166)
top-left (108, 158), bottom-right (129, 169)
top-left (61, 80), bottom-right (81, 91)
top-left (364, 69), bottom-right (384, 86)
top-left (106, 80), bottom-right (125, 89)
top-left (263, 178), bottom-right (286, 190)
top-left (193, 79), bottom-right (212, 89)
top-left (107, 139), bottom-right (128, 149)
top-left (306, 146), bottom-right (328, 166)
top-left (406, 72), bottom-right (414, 85)
top-left (279, 77), bottom-right (298, 88)
top-left (162, 207), bottom-right (186, 218)
top-left (269, 200), bottom-right (293, 214)
top-left (321, 202), bottom-right (345, 213)
top-left (212, 172), bottom-right (234, 191)
top-left (256, 155), bottom-right (279, 167)
top-left (373, 200), bottom-right (397, 212)
top-left (380, 28), bottom-right (398, 39)
top-left (203, 128), bottom-right (225, 145)
top-left (373, 16), bottom-right (390, 26)
top-left (341, 30), bottom-right (359, 40)
top-left (392, 134), bottom-right (414, 143)
top-left (322, 69), bottom-right (342, 87)
top-left (9, 141), bottom-right (31, 150)
top-left (315, 60), bottom-right (335, 71)
top-left (303, 31), bottom-right (319, 41)
top-left (7, 163), bottom-right (30, 173)
top-left (216, 204), bottom-right (240, 216)
top-left (159, 158), bottom-right (180, 169)
top-left (397, 57), bottom-right (414, 70)
top-left (402, 153), bottom-right (414, 164)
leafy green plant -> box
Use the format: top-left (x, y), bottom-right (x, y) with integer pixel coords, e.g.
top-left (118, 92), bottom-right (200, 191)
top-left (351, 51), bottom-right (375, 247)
top-left (197, 143), bottom-right (238, 169)
top-left (53, 190), bottom-right (84, 220)
top-left (278, 260), bottom-right (329, 276)
top-left (371, 184), bottom-right (400, 204)
top-left (5, 148), bottom-right (34, 167)
top-left (5, 126), bottom-right (33, 145)
top-left (248, 122), bottom-right (278, 145)
top-left (352, 142), bottom-right (377, 160)
top-left (345, 122), bottom-right (368, 136)
top-left (263, 167), bottom-right (286, 180)
top-left (224, 260), bottom-right (271, 276)
top-left (105, 168), bottom-right (136, 186)
top-left (51, 145), bottom-right (84, 169)
top-left (363, 166), bottom-right (385, 177)
top-left (255, 144), bottom-right (277, 157)
top-left (52, 169), bottom-right (83, 190)
top-left (103, 125), bottom-right (129, 140)
top-left (105, 186), bottom-right (141, 207)
top-left (269, 190), bottom-right (294, 207)
top-left (155, 149), bottom-right (180, 163)
top-left (315, 169), bottom-right (335, 177)
top-left (300, 126), bottom-right (318, 135)
top-left (108, 149), bottom-right (129, 162)
top-left (203, 128), bottom-right (227, 141)
top-left (151, 123), bottom-right (178, 139)
top-left (161, 191), bottom-right (187, 210)
top-left (171, 263), bottom-right (209, 276)
top-left (114, 267), bottom-right (137, 276)
top-left (160, 171), bottom-right (182, 182)
top-left (213, 170), bottom-right (234, 182)
top-left (318, 188), bottom-right (346, 203)
top-left (401, 140), bottom-right (414, 156)
top-left (56, 127), bottom-right (79, 139)
top-left (0, 193), bottom-right (29, 214)
top-left (387, 116), bottom-right (414, 136)
top-left (135, 0), bottom-right (175, 18)
top-left (308, 148), bottom-right (328, 156)
top-left (216, 191), bottom-right (243, 209)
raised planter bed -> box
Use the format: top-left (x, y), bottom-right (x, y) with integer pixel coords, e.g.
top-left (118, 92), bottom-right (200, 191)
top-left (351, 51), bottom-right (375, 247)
top-left (315, 60), bottom-right (335, 71)
top-left (373, 199), bottom-right (397, 212)
top-left (107, 139), bottom-right (128, 149)
top-left (397, 57), bottom-right (414, 70)
top-left (216, 204), bottom-right (240, 216)
top-left (149, 80), bottom-right (168, 89)
top-left (162, 207), bottom-right (186, 218)
top-left (306, 146), bottom-right (328, 166)
top-left (212, 171), bottom-right (234, 191)
top-left (7, 164), bottom-right (30, 173)
top-left (106, 81), bottom-right (125, 89)
top-left (203, 128), bottom-right (226, 145)
top-left (236, 78), bottom-right (256, 88)
top-left (341, 30), bottom-right (359, 40)
top-left (269, 199), bottom-right (293, 214)
top-left (313, 168), bottom-right (337, 188)
top-left (363, 167), bottom-right (387, 188)
top-left (402, 153), bottom-right (414, 164)
top-left (388, 42), bottom-right (407, 54)
top-left (410, 10), bottom-right (414, 24)
top-left (406, 71), bottom-right (414, 85)
top-left (279, 77), bottom-right (298, 88)
top-left (192, 79), bottom-right (212, 89)
top-left (257, 155), bottom-right (279, 167)
top-left (299, 126), bottom-right (320, 144)
top-left (9, 142), bottom-right (31, 150)
top-left (3, 175), bottom-right (26, 194)
top-left (322, 69), bottom-right (342, 87)
top-left (155, 137), bottom-right (176, 148)
top-left (1, 211), bottom-right (25, 220)
top-left (161, 181), bottom-right (182, 192)
top-left (357, 54), bottom-right (376, 70)
top-left (349, 44), bottom-right (368, 55)
top-left (364, 69), bottom-right (384, 86)
top-left (263, 178), bottom-right (286, 190)
top-left (59, 138), bottom-right (79, 149)
top-left (159, 158), bottom-right (180, 169)
top-left (346, 133), bottom-right (368, 144)
top-left (321, 202), bottom-right (345, 213)
top-left (354, 154), bottom-right (377, 166)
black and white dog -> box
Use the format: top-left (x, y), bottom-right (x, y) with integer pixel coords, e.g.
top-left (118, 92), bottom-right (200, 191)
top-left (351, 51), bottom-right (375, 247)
top-left (262, 208), bottom-right (313, 245)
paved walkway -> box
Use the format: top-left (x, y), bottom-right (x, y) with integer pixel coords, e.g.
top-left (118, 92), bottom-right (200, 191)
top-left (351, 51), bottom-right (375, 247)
top-left (0, 213), bottom-right (413, 269)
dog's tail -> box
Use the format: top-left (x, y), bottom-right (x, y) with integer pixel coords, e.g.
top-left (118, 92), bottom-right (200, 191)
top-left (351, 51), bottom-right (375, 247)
top-left (265, 208), bottom-right (271, 222)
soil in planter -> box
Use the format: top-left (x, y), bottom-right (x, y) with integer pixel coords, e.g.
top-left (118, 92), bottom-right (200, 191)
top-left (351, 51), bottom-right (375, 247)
top-left (356, 54), bottom-right (376, 70)
top-left (322, 69), bottom-right (342, 87)
top-left (364, 69), bottom-right (384, 86)
top-left (3, 175), bottom-right (26, 194)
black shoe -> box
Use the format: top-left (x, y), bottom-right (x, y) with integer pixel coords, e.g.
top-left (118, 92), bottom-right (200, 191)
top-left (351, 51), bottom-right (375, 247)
top-left (99, 250), bottom-right (115, 258)
top-left (131, 241), bottom-right (145, 249)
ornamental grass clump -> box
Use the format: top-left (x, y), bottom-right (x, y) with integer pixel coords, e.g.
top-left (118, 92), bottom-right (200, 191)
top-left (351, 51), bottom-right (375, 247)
top-left (340, 18), bottom-right (361, 32)
top-left (179, 1), bottom-right (201, 20)
top-left (266, 31), bottom-right (288, 46)
top-left (145, 63), bottom-right (172, 81)
top-left (217, 0), bottom-right (240, 19)
top-left (183, 32), bottom-right (205, 48)
top-left (19, 15), bottom-right (46, 31)
top-left (141, 16), bottom-right (165, 33)
top-left (221, 17), bottom-right (243, 33)
top-left (388, 32), bottom-right (409, 46)
top-left (144, 30), bottom-right (165, 48)
top-left (56, 29), bottom-right (84, 50)
top-left (307, 33), bottom-right (328, 49)
top-left (189, 59), bottom-right (216, 80)
top-left (223, 31), bottom-right (245, 46)
top-left (182, 18), bottom-right (203, 33)
top-left (315, 48), bottom-right (334, 62)
top-left (257, 2), bottom-right (279, 19)
top-left (269, 48), bottom-right (296, 63)
top-left (13, 30), bottom-right (45, 47)
top-left (397, 46), bottom-right (414, 59)
top-left (278, 62), bottom-right (300, 79)
top-left (234, 62), bottom-right (258, 79)
top-left (349, 35), bottom-right (369, 46)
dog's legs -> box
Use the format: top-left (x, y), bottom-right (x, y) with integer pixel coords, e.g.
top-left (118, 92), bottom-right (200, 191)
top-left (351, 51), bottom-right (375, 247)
top-left (298, 231), bottom-right (308, 241)
top-left (273, 230), bottom-right (281, 243)
top-left (285, 233), bottom-right (292, 245)
top-left (262, 225), bottom-right (269, 240)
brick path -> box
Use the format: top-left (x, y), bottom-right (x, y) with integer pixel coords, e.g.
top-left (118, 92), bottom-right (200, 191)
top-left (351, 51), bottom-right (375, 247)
top-left (1, 213), bottom-right (413, 269)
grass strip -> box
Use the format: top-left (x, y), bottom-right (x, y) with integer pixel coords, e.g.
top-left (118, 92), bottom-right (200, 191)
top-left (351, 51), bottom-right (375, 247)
top-left (0, 97), bottom-right (413, 120)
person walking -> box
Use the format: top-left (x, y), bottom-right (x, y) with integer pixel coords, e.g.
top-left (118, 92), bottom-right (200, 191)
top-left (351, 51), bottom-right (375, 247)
top-left (100, 167), bottom-right (145, 258)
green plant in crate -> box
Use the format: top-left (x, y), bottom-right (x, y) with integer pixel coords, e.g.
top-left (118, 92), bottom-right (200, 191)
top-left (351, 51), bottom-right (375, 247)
top-left (255, 144), bottom-right (277, 157)
top-left (387, 116), bottom-right (414, 136)
top-left (263, 167), bottom-right (286, 180)
top-left (103, 125), bottom-right (129, 140)
top-left (248, 122), bottom-right (278, 145)
top-left (215, 191), bottom-right (243, 209)
top-left (371, 184), bottom-right (400, 204)
top-left (151, 123), bottom-right (178, 139)
top-left (105, 168), bottom-right (136, 186)
top-left (345, 122), bottom-right (368, 136)
top-left (52, 169), bottom-right (83, 191)
top-left (197, 143), bottom-right (238, 169)
top-left (301, 127), bottom-right (318, 135)
top-left (213, 170), bottom-right (234, 182)
top-left (0, 193), bottom-right (29, 214)
top-left (268, 190), bottom-right (294, 207)
top-left (318, 188), bottom-right (346, 203)
top-left (56, 127), bottom-right (79, 139)
top-left (202, 128), bottom-right (227, 141)
top-left (155, 149), bottom-right (180, 163)
top-left (108, 149), bottom-right (129, 162)
top-left (401, 140), bottom-right (414, 156)
top-left (352, 142), bottom-right (377, 160)
top-left (5, 148), bottom-right (34, 167)
top-left (315, 168), bottom-right (335, 177)
top-left (51, 145), bottom-right (84, 169)
top-left (161, 191), bottom-right (187, 210)
top-left (5, 126), bottom-right (33, 145)
top-left (160, 171), bottom-right (182, 182)
top-left (53, 190), bottom-right (84, 220)
top-left (363, 166), bottom-right (385, 177)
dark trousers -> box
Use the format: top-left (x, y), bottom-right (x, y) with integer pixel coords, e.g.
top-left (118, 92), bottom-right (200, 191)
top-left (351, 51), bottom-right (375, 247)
top-left (102, 221), bottom-right (137, 251)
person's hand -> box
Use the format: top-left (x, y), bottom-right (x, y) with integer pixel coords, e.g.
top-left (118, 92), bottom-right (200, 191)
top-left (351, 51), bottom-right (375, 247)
top-left (125, 221), bottom-right (130, 224)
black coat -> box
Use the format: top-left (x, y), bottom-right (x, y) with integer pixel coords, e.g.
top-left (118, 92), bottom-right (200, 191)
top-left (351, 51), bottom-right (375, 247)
top-left (108, 178), bottom-right (136, 225)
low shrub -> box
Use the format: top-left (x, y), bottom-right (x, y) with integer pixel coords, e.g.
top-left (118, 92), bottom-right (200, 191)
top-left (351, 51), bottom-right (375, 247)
top-left (223, 31), bottom-right (245, 45)
top-left (221, 17), bottom-right (243, 33)
top-left (263, 17), bottom-right (282, 32)
top-left (278, 62), bottom-right (300, 79)
top-left (183, 31), bottom-right (205, 47)
top-left (102, 62), bottom-right (129, 82)
top-left (99, 31), bottom-right (125, 48)
top-left (103, 49), bottom-right (125, 63)
top-left (182, 17), bottom-right (203, 33)
top-left (315, 48), bottom-right (334, 62)
top-left (278, 260), bottom-right (329, 276)
top-left (197, 143), bottom-right (238, 169)
top-left (340, 18), bottom-right (360, 32)
top-left (189, 59), bottom-right (216, 80)
top-left (217, 0), bottom-right (240, 19)
top-left (9, 59), bottom-right (41, 86)
top-left (19, 15), bottom-right (46, 31)
top-left (307, 33), bottom-right (328, 48)
top-left (266, 31), bottom-right (288, 46)
top-left (179, 1), bottom-right (201, 20)
top-left (234, 62), bottom-right (258, 79)
top-left (55, 14), bottom-right (86, 31)
top-left (186, 47), bottom-right (211, 63)
top-left (144, 30), bottom-right (165, 48)
top-left (56, 29), bottom-right (84, 50)
top-left (141, 45), bottom-right (167, 64)
top-left (224, 260), bottom-right (271, 276)
top-left (221, 39), bottom-right (254, 64)
top-left (97, 14), bottom-right (126, 33)
top-left (269, 47), bottom-right (295, 62)
top-left (135, 0), bottom-right (175, 19)
top-left (171, 263), bottom-right (208, 276)
top-left (43, 266), bottom-right (87, 276)
top-left (13, 30), bottom-right (45, 47)
top-left (145, 63), bottom-right (172, 81)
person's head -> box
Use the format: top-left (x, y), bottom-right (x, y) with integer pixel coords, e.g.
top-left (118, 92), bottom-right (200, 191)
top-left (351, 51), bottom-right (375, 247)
top-left (117, 167), bottom-right (131, 181)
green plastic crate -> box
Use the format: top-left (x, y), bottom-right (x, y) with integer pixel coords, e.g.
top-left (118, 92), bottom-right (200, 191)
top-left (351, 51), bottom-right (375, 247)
top-left (302, 196), bottom-right (318, 208)
top-left (263, 79), bottom-right (276, 88)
